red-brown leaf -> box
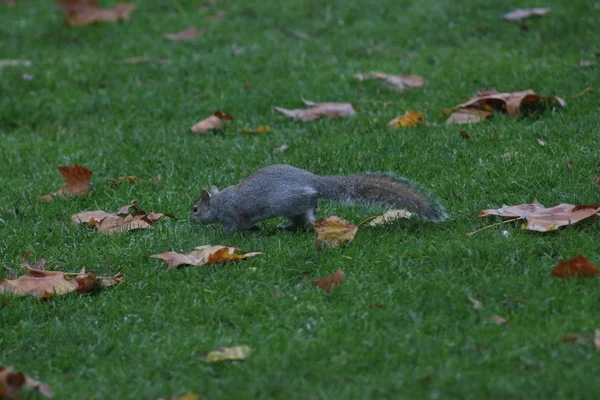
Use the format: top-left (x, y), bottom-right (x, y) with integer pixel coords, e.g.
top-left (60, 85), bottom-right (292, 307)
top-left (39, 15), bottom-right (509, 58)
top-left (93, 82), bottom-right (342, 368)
top-left (311, 269), bottom-right (344, 293)
top-left (551, 255), bottom-right (599, 279)
top-left (38, 164), bottom-right (93, 201)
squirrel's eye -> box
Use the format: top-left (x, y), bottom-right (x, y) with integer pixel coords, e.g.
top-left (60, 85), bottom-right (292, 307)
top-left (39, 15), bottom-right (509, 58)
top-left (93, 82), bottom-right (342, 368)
top-left (193, 206), bottom-right (199, 214)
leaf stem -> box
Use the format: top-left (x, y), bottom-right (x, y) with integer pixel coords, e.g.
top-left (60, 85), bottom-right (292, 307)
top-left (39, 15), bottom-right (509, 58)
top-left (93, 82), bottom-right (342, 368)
top-left (465, 217), bottom-right (523, 237)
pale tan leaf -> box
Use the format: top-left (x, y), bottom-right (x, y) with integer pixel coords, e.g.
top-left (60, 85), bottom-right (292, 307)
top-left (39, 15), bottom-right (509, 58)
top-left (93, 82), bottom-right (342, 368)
top-left (204, 345), bottom-right (252, 362)
top-left (503, 8), bottom-right (550, 21)
top-left (489, 314), bottom-right (508, 325)
top-left (275, 99), bottom-right (355, 121)
top-left (191, 111), bottom-right (233, 133)
top-left (367, 209), bottom-right (412, 226)
top-left (354, 71), bottom-right (425, 91)
top-left (468, 296), bottom-right (483, 310)
top-left (312, 216), bottom-right (358, 250)
top-left (71, 210), bottom-right (109, 224)
top-left (163, 26), bottom-right (202, 41)
top-left (445, 107), bottom-right (492, 124)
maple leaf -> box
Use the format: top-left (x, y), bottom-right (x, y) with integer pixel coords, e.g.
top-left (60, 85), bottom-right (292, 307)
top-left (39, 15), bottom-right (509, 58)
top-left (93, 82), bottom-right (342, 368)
top-left (275, 98), bottom-right (356, 121)
top-left (478, 200), bottom-right (599, 232)
top-left (312, 268), bottom-right (344, 293)
top-left (0, 366), bottom-right (53, 399)
top-left (312, 216), bottom-right (358, 250)
top-left (191, 111), bottom-right (234, 133)
top-left (55, 0), bottom-right (135, 27)
top-left (354, 71), bottom-right (425, 91)
top-left (366, 209), bottom-right (412, 227)
top-left (446, 107), bottom-right (493, 125)
top-left (450, 89), bottom-right (565, 118)
top-left (37, 164), bottom-right (93, 201)
top-left (71, 202), bottom-right (172, 233)
top-left (205, 345), bottom-right (252, 362)
top-left (163, 26), bottom-right (203, 41)
top-left (0, 255), bottom-right (122, 298)
top-left (151, 245), bottom-right (263, 270)
top-left (504, 8), bottom-right (550, 21)
top-left (387, 110), bottom-right (425, 128)
top-left (551, 255), bottom-right (598, 279)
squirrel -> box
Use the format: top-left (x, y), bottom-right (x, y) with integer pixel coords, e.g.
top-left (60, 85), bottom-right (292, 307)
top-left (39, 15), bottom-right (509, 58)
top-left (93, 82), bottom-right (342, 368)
top-left (190, 164), bottom-right (447, 234)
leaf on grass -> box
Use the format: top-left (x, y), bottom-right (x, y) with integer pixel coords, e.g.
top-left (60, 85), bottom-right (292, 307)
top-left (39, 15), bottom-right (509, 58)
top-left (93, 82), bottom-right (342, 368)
top-left (387, 110), bottom-right (425, 128)
top-left (275, 98), bottom-right (356, 121)
top-left (0, 366), bottom-right (53, 399)
top-left (3, 0), bottom-right (16, 8)
top-left (191, 111), bottom-right (234, 133)
top-left (500, 151), bottom-right (519, 159)
top-left (503, 8), bottom-right (550, 21)
top-left (537, 138), bottom-right (546, 146)
top-left (566, 161), bottom-right (574, 172)
top-left (205, 345), bottom-right (252, 363)
top-left (37, 164), bottom-right (93, 202)
top-left (56, 0), bottom-right (136, 27)
top-left (312, 216), bottom-right (358, 250)
top-left (241, 125), bottom-right (271, 134)
top-left (367, 209), bottom-right (412, 226)
top-left (312, 268), bottom-right (344, 293)
top-left (151, 245), bottom-right (263, 270)
top-left (562, 333), bottom-right (588, 345)
top-left (71, 202), bottom-right (172, 233)
top-left (354, 71), bottom-right (425, 91)
top-left (489, 314), bottom-right (508, 325)
top-left (595, 329), bottom-right (600, 351)
top-left (273, 144), bottom-right (289, 153)
top-left (594, 175), bottom-right (600, 185)
top-left (0, 255), bottom-right (122, 298)
top-left (468, 296), bottom-right (483, 310)
top-left (449, 89), bottom-right (565, 118)
top-left (446, 107), bottom-right (493, 125)
top-left (163, 26), bottom-right (202, 41)
top-left (551, 254), bottom-right (598, 279)
top-left (0, 59), bottom-right (31, 70)
top-left (479, 200), bottom-right (599, 232)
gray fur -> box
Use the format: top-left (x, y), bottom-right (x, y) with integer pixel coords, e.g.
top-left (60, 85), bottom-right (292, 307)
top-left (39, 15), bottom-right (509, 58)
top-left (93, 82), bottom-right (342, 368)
top-left (190, 164), bottom-right (447, 234)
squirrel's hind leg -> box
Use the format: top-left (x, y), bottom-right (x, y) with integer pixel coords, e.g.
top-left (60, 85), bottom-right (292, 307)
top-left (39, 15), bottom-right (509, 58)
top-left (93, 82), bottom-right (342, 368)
top-left (278, 208), bottom-right (317, 232)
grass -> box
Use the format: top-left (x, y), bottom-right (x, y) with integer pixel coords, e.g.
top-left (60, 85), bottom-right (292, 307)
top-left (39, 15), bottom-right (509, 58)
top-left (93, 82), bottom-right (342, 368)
top-left (1, 0), bottom-right (599, 398)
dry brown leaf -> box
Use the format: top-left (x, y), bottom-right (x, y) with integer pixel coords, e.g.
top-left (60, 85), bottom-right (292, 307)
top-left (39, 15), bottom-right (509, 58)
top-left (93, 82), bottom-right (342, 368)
top-left (273, 144), bottom-right (289, 153)
top-left (312, 216), bottom-right (358, 250)
top-left (312, 268), bottom-right (344, 293)
top-left (72, 203), bottom-right (172, 233)
top-left (275, 98), bottom-right (356, 121)
top-left (0, 366), bottom-right (53, 399)
top-left (37, 164), bottom-right (93, 201)
top-left (468, 296), bottom-right (483, 310)
top-left (367, 209), bottom-right (412, 227)
top-left (500, 151), bottom-right (519, 159)
top-left (446, 107), bottom-right (493, 125)
top-left (0, 256), bottom-right (122, 298)
top-left (451, 89), bottom-right (565, 117)
top-left (551, 254), bottom-right (598, 279)
top-left (489, 314), bottom-right (508, 325)
top-left (191, 111), bottom-right (234, 133)
top-left (354, 71), bottom-right (425, 91)
top-left (479, 200), bottom-right (599, 232)
top-left (241, 125), bottom-right (271, 134)
top-left (504, 8), bottom-right (550, 21)
top-left (151, 245), bottom-right (263, 270)
top-left (0, 59), bottom-right (31, 70)
top-left (56, 0), bottom-right (135, 27)
top-left (562, 333), bottom-right (588, 345)
top-left (163, 26), bottom-right (202, 41)
top-left (204, 345), bottom-right (252, 363)
top-left (387, 110), bottom-right (425, 128)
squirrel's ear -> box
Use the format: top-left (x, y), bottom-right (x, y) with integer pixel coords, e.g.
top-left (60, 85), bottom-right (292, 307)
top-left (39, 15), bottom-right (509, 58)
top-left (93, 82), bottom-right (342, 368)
top-left (211, 185), bottom-right (220, 194)
top-left (201, 189), bottom-right (211, 205)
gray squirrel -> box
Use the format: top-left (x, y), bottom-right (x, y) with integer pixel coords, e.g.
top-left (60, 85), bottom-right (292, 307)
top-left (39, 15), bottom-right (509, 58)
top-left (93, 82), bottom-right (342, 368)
top-left (190, 164), bottom-right (447, 234)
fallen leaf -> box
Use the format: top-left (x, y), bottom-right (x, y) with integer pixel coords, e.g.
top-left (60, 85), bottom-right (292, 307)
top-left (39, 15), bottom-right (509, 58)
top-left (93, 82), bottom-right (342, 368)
top-left (37, 164), bottom-right (92, 201)
top-left (275, 98), bottom-right (356, 121)
top-left (566, 161), bottom-right (574, 172)
top-left (479, 200), bottom-right (599, 232)
top-left (241, 125), bottom-right (271, 134)
top-left (191, 111), bottom-right (234, 133)
top-left (273, 144), bottom-right (289, 153)
top-left (500, 151), bottom-right (519, 159)
top-left (562, 333), bottom-right (588, 345)
top-left (151, 245), bottom-right (263, 270)
top-left (537, 138), bottom-right (546, 146)
top-left (354, 71), bottom-right (425, 91)
top-left (0, 255), bottom-right (122, 298)
top-left (460, 130), bottom-right (472, 140)
top-left (71, 203), bottom-right (172, 233)
top-left (468, 296), bottom-right (483, 310)
top-left (387, 110), bottom-right (425, 128)
top-left (172, 392), bottom-right (200, 400)
top-left (367, 209), bottom-right (412, 226)
top-left (594, 175), bottom-right (600, 185)
top-left (0, 59), bottom-right (31, 70)
top-left (205, 345), bottom-right (252, 362)
top-left (489, 314), bottom-right (508, 325)
top-left (312, 268), bottom-right (344, 293)
top-left (445, 107), bottom-right (492, 125)
top-left (312, 216), bottom-right (358, 250)
top-left (163, 26), bottom-right (202, 41)
top-left (503, 8), bottom-right (550, 21)
top-left (449, 89), bottom-right (565, 117)
top-left (551, 254), bottom-right (598, 279)
top-left (0, 366), bottom-right (53, 399)
top-left (56, 0), bottom-right (136, 27)
top-left (594, 329), bottom-right (600, 350)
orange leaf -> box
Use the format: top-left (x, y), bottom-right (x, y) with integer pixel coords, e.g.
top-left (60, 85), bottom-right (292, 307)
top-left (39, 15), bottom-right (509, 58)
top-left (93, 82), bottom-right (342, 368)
top-left (551, 254), bottom-right (599, 279)
top-left (275, 98), bottom-right (355, 121)
top-left (312, 216), bottom-right (358, 250)
top-left (56, 0), bottom-right (135, 27)
top-left (191, 111), bottom-right (234, 133)
top-left (0, 367), bottom-right (53, 399)
top-left (387, 110), bottom-right (425, 128)
top-left (37, 164), bottom-right (92, 201)
top-left (312, 269), bottom-right (344, 293)
top-left (151, 245), bottom-right (263, 270)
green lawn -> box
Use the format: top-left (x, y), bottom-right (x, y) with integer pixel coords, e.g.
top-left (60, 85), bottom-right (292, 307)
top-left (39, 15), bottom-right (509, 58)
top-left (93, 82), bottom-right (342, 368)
top-left (1, 0), bottom-right (600, 399)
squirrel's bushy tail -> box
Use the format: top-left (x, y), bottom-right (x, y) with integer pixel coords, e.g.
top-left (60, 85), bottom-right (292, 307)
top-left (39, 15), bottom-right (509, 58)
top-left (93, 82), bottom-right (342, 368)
top-left (316, 174), bottom-right (447, 222)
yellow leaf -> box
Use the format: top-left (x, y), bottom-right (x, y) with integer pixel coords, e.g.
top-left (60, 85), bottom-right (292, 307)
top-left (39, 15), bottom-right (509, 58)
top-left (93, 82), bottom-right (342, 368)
top-left (205, 345), bottom-right (252, 362)
top-left (387, 110), bottom-right (425, 128)
top-left (312, 216), bottom-right (358, 250)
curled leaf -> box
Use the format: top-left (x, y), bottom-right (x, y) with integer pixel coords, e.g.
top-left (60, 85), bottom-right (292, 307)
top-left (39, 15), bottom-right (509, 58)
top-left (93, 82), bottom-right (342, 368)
top-left (151, 245), bottom-right (263, 270)
top-left (312, 268), bottom-right (344, 293)
top-left (37, 164), bottom-right (93, 201)
top-left (450, 89), bottom-right (565, 117)
top-left (191, 111), bottom-right (234, 133)
top-left (367, 209), bottom-right (412, 226)
top-left (312, 216), bottom-right (358, 250)
top-left (354, 71), bottom-right (425, 91)
top-left (204, 345), bottom-right (252, 363)
top-left (275, 98), bottom-right (355, 121)
top-left (0, 367), bottom-right (53, 399)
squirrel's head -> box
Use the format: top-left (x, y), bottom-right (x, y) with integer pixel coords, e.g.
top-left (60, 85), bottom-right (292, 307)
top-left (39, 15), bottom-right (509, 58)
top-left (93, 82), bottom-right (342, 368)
top-left (190, 186), bottom-right (219, 225)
